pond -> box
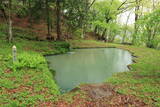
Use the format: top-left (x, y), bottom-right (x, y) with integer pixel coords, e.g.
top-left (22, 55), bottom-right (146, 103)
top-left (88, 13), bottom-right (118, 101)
top-left (46, 48), bottom-right (132, 92)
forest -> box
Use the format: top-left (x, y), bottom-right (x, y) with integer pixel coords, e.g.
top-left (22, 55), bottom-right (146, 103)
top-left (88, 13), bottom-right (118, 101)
top-left (0, 0), bottom-right (160, 106)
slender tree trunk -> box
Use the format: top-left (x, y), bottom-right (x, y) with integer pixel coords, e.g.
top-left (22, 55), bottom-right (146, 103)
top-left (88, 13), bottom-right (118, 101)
top-left (81, 25), bottom-right (86, 39)
top-left (146, 27), bottom-right (153, 48)
top-left (108, 32), bottom-right (112, 42)
top-left (28, 0), bottom-right (33, 27)
top-left (101, 28), bottom-right (106, 41)
top-left (45, 0), bottom-right (51, 39)
top-left (106, 29), bottom-right (110, 42)
top-left (22, 0), bottom-right (26, 5)
top-left (135, 0), bottom-right (139, 29)
top-left (132, 0), bottom-right (140, 44)
top-left (111, 35), bottom-right (116, 42)
top-left (122, 11), bottom-right (132, 43)
top-left (8, 0), bottom-right (13, 43)
top-left (56, 0), bottom-right (61, 40)
top-left (81, 0), bottom-right (90, 39)
top-left (94, 26), bottom-right (98, 37)
top-left (0, 8), bottom-right (7, 21)
top-left (152, 0), bottom-right (155, 10)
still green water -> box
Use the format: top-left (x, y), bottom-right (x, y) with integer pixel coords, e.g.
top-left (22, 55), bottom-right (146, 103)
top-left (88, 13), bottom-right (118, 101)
top-left (46, 48), bottom-right (132, 92)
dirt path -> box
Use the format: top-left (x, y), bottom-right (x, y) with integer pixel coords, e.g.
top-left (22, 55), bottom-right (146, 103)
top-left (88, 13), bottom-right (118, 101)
top-left (52, 83), bottom-right (149, 107)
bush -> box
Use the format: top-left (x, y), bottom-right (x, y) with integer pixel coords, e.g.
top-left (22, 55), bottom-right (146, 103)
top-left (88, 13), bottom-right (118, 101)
top-left (54, 42), bottom-right (70, 53)
top-left (54, 42), bottom-right (70, 49)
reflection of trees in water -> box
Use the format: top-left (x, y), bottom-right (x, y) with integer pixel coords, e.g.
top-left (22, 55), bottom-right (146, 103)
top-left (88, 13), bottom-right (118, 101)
top-left (104, 48), bottom-right (132, 73)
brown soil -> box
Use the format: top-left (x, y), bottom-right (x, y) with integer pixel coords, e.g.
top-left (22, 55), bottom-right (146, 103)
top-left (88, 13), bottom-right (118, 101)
top-left (13, 17), bottom-right (51, 40)
top-left (1, 16), bottom-right (97, 41)
top-left (0, 16), bottom-right (55, 40)
top-left (85, 32), bottom-right (97, 40)
top-left (4, 69), bottom-right (12, 73)
top-left (52, 83), bottom-right (149, 107)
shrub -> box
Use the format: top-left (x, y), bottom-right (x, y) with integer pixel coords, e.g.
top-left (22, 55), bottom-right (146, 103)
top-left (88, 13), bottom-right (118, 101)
top-left (54, 42), bottom-right (70, 49)
top-left (54, 42), bottom-right (70, 53)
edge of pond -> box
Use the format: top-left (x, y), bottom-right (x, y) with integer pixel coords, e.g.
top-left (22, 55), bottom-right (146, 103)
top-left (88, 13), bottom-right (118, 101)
top-left (44, 46), bottom-right (138, 93)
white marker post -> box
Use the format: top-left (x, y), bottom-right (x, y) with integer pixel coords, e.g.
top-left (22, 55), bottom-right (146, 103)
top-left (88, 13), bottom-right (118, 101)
top-left (12, 45), bottom-right (17, 63)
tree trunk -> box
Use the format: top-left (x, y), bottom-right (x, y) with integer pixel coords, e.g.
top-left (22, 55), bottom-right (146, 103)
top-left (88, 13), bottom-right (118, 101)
top-left (8, 0), bottom-right (13, 43)
top-left (106, 29), bottom-right (110, 42)
top-left (122, 11), bottom-right (132, 43)
top-left (81, 25), bottom-right (86, 39)
top-left (28, 0), bottom-right (32, 27)
top-left (101, 28), bottom-right (106, 41)
top-left (94, 26), bottom-right (98, 37)
top-left (56, 0), bottom-right (61, 40)
top-left (0, 8), bottom-right (7, 21)
top-left (152, 0), bottom-right (155, 10)
top-left (111, 35), bottom-right (116, 42)
top-left (132, 0), bottom-right (140, 44)
top-left (22, 0), bottom-right (26, 6)
top-left (45, 0), bottom-right (51, 40)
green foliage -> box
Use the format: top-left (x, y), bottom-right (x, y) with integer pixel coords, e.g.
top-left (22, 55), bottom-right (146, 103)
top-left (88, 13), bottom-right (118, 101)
top-left (13, 27), bottom-right (37, 40)
top-left (92, 21), bottom-right (107, 29)
top-left (92, 0), bottom-right (120, 22)
top-left (0, 25), bottom-right (65, 106)
top-left (0, 0), bottom-right (160, 106)
top-left (12, 52), bottom-right (46, 71)
top-left (16, 6), bottom-right (28, 18)
top-left (73, 29), bottom-right (83, 38)
top-left (0, 30), bottom-right (6, 37)
top-left (90, 0), bottom-right (121, 42)
top-left (54, 42), bottom-right (70, 49)
top-left (63, 0), bottom-right (92, 35)
top-left (0, 78), bottom-right (15, 89)
top-left (136, 9), bottom-right (160, 48)
top-left (0, 24), bottom-right (7, 37)
top-left (54, 42), bottom-right (70, 53)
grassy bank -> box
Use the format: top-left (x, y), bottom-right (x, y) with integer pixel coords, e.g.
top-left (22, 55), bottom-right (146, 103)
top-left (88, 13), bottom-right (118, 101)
top-left (107, 46), bottom-right (160, 106)
top-left (70, 40), bottom-right (160, 106)
top-left (0, 25), bottom-right (70, 106)
top-left (0, 25), bottom-right (160, 106)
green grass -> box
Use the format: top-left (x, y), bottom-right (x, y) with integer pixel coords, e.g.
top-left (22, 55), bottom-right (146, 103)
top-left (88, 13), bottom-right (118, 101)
top-left (0, 25), bottom-right (70, 106)
top-left (70, 40), bottom-right (160, 106)
top-left (0, 24), bottom-right (160, 106)
top-left (106, 46), bottom-right (160, 106)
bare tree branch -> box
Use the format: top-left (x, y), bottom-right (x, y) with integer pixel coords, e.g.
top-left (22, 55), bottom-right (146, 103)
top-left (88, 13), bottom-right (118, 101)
top-left (88, 0), bottom-right (96, 9)
top-left (117, 0), bottom-right (128, 10)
